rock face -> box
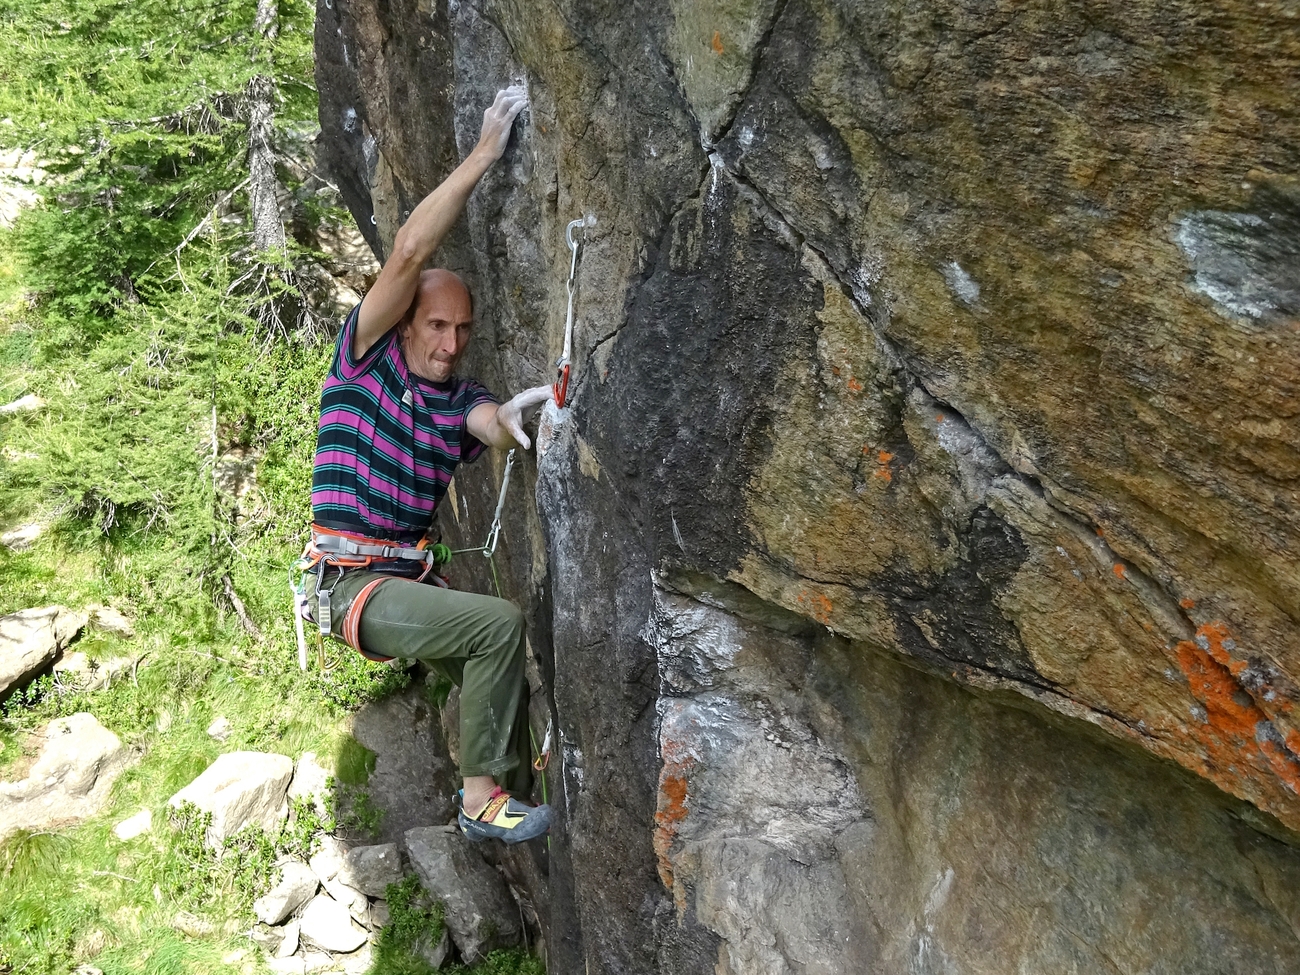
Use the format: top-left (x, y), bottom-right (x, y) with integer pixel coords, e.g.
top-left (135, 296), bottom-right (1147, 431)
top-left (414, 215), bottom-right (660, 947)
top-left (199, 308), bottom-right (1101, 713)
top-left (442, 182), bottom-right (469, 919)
top-left (168, 751), bottom-right (293, 846)
top-left (346, 684), bottom-right (458, 845)
top-left (0, 713), bottom-right (129, 839)
top-left (0, 605), bottom-right (87, 699)
top-left (338, 843), bottom-right (403, 897)
top-left (316, 1), bottom-right (1300, 973)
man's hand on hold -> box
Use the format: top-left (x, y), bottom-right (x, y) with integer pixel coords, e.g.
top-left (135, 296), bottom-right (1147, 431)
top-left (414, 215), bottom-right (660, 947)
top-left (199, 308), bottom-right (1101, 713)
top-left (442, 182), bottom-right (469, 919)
top-left (495, 384), bottom-right (554, 451)
top-left (475, 85), bottom-right (528, 163)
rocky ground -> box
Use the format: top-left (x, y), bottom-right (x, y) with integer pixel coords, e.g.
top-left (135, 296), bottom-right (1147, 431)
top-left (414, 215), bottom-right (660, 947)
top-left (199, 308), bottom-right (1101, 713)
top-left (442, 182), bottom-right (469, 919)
top-left (0, 597), bottom-right (542, 974)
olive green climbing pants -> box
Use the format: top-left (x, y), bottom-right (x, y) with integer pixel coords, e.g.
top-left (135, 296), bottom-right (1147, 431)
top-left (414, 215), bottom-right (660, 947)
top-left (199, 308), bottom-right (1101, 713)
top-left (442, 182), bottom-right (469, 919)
top-left (308, 570), bottom-right (533, 794)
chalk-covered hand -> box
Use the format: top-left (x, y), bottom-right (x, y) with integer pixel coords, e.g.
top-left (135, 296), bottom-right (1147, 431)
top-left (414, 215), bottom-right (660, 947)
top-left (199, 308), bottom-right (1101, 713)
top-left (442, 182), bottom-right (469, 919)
top-left (475, 85), bottom-right (528, 162)
top-left (496, 384), bottom-right (554, 450)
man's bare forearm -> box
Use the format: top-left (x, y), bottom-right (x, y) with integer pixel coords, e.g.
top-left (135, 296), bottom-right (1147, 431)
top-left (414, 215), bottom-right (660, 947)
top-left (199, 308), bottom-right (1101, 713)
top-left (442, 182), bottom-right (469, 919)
top-left (389, 150), bottom-right (494, 272)
top-left (353, 86), bottom-right (527, 352)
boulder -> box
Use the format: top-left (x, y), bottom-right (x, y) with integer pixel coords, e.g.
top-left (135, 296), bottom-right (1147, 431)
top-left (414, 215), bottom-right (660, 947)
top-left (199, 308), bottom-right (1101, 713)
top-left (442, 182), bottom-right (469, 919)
top-left (337, 843), bottom-right (402, 897)
top-left (367, 899), bottom-right (390, 929)
top-left (287, 751), bottom-right (331, 817)
top-left (320, 874), bottom-right (368, 923)
top-left (87, 604), bottom-right (134, 637)
top-left (0, 522), bottom-right (44, 552)
top-left (298, 893), bottom-right (368, 953)
top-left (308, 834), bottom-right (350, 883)
top-left (414, 928), bottom-right (450, 970)
top-left (253, 860), bottom-right (319, 925)
top-left (0, 393), bottom-right (42, 415)
top-left (347, 685), bottom-right (457, 845)
top-left (266, 958), bottom-right (305, 975)
top-left (249, 924), bottom-right (283, 954)
top-left (112, 808), bottom-right (152, 841)
top-left (0, 713), bottom-right (128, 839)
top-left (206, 716), bottom-right (232, 742)
top-left (276, 918), bottom-right (300, 958)
top-left (51, 652), bottom-right (131, 692)
top-left (339, 943), bottom-right (373, 975)
top-left (404, 826), bottom-right (521, 962)
top-left (0, 605), bottom-right (87, 699)
top-left (300, 951), bottom-right (335, 974)
top-left (168, 751), bottom-right (293, 846)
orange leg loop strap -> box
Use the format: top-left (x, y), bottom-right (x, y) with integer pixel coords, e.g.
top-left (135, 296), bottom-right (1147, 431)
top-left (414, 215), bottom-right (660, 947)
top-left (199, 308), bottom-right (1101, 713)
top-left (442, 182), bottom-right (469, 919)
top-left (342, 577), bottom-right (393, 661)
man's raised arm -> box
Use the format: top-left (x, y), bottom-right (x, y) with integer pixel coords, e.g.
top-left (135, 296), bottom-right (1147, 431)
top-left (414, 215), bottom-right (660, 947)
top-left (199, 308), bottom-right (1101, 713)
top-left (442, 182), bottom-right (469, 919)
top-left (352, 86), bottom-right (528, 361)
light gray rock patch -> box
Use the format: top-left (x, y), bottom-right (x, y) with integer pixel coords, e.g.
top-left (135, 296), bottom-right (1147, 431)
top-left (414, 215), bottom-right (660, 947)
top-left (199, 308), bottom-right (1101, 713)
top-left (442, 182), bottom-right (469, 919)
top-left (0, 713), bottom-right (129, 839)
top-left (276, 918), bottom-right (301, 958)
top-left (254, 860), bottom-right (319, 925)
top-left (298, 893), bottom-right (368, 953)
top-left (168, 751), bottom-right (293, 847)
top-left (287, 751), bottom-right (331, 817)
top-left (338, 842), bottom-right (403, 897)
top-left (309, 834), bottom-right (350, 883)
top-left (0, 393), bottom-right (43, 415)
top-left (404, 825), bottom-right (521, 963)
top-left (0, 605), bottom-right (87, 699)
top-left (942, 260), bottom-right (981, 306)
top-left (1175, 198), bottom-right (1300, 324)
top-left (113, 808), bottom-right (152, 841)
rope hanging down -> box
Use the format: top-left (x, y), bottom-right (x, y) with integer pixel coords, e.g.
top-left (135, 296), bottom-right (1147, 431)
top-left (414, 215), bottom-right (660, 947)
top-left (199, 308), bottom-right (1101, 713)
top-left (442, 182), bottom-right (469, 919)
top-left (554, 214), bottom-right (596, 407)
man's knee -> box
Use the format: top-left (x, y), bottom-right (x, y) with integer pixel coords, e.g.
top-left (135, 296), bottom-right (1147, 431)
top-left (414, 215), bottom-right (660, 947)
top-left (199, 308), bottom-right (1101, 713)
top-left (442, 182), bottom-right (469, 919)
top-left (485, 598), bottom-right (525, 645)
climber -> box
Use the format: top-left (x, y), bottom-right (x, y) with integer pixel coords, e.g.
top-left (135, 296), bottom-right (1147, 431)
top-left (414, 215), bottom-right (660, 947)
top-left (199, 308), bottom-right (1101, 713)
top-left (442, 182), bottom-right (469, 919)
top-left (304, 85), bottom-right (553, 844)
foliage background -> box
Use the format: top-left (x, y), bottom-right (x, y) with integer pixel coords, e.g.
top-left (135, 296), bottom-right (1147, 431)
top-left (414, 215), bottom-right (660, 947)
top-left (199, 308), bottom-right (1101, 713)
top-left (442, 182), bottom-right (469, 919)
top-left (0, 1), bottom-right (535, 972)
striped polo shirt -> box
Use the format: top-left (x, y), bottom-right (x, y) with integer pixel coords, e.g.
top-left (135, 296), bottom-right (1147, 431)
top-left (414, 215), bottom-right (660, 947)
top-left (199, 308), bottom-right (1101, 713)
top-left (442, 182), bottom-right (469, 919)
top-left (311, 304), bottom-right (498, 538)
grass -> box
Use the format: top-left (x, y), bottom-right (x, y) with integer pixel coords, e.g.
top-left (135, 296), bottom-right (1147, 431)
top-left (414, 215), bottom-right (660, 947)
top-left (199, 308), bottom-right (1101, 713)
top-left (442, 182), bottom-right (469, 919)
top-left (0, 0), bottom-right (546, 970)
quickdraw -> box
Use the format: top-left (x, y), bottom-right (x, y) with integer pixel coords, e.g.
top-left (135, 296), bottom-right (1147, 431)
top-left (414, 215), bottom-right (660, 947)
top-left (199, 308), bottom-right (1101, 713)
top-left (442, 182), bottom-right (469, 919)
top-left (553, 215), bottom-right (595, 408)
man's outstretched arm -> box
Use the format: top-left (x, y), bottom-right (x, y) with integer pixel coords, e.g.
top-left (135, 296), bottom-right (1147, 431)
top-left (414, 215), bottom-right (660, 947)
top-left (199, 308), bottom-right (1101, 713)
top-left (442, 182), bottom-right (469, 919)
top-left (467, 386), bottom-right (554, 451)
top-left (352, 85), bottom-right (527, 361)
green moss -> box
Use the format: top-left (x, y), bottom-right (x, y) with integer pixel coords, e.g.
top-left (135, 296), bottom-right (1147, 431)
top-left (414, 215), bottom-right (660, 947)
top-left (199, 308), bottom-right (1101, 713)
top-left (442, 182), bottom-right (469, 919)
top-left (334, 734), bottom-right (377, 787)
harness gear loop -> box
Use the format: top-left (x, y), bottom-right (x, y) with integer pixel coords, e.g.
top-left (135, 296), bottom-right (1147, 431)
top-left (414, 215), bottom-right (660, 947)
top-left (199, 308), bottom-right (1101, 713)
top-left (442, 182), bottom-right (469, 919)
top-left (554, 214), bottom-right (595, 408)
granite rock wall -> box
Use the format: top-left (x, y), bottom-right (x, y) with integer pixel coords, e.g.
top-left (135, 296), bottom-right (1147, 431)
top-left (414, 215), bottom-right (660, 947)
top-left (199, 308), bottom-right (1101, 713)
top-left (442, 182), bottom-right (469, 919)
top-left (315, 2), bottom-right (1300, 971)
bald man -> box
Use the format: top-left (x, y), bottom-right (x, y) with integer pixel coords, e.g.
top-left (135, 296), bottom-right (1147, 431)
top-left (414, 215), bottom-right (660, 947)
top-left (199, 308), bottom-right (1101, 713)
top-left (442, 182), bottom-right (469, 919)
top-left (306, 86), bottom-right (552, 843)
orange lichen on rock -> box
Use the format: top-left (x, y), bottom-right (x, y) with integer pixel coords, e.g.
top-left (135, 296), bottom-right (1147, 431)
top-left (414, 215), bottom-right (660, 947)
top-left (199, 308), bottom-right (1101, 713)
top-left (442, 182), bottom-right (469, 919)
top-left (872, 450), bottom-right (895, 482)
top-left (711, 30), bottom-right (723, 54)
top-left (654, 768), bottom-right (690, 895)
top-left (1175, 622), bottom-right (1300, 806)
top-left (1180, 598), bottom-right (1196, 609)
top-left (796, 587), bottom-right (834, 625)
top-left (847, 377), bottom-right (864, 393)
top-left (1112, 563), bottom-right (1127, 579)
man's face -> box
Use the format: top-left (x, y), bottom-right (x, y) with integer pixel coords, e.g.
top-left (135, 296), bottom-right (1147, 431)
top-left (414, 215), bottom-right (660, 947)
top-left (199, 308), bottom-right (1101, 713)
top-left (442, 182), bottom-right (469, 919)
top-left (400, 273), bottom-right (473, 383)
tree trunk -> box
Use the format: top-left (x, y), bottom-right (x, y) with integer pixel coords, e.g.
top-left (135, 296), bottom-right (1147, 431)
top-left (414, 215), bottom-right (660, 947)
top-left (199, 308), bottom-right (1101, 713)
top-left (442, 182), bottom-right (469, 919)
top-left (247, 0), bottom-right (283, 253)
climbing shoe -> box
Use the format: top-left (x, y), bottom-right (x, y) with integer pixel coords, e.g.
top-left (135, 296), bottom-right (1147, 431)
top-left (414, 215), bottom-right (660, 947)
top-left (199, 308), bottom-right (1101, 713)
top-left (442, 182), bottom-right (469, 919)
top-left (458, 788), bottom-right (552, 844)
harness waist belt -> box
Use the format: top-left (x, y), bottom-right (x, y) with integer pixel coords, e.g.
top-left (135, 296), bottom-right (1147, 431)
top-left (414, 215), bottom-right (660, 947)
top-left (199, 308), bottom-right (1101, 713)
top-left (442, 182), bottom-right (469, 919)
top-left (309, 533), bottom-right (436, 564)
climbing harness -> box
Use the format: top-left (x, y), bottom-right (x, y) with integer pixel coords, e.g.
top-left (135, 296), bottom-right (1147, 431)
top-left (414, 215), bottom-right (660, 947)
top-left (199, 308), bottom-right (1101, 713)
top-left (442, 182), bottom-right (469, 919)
top-left (553, 215), bottom-right (596, 408)
top-left (289, 523), bottom-right (452, 671)
top-left (289, 449), bottom-right (518, 670)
